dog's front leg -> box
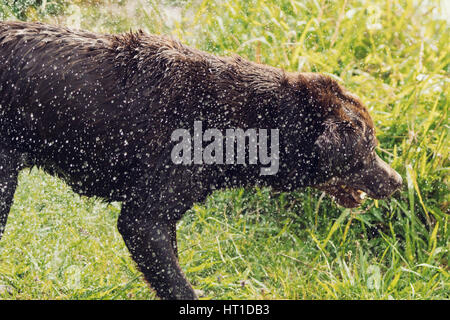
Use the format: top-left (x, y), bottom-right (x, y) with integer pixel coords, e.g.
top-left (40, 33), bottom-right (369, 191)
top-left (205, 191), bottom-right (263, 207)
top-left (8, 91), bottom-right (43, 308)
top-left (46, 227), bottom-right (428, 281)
top-left (0, 148), bottom-right (21, 240)
top-left (117, 202), bottom-right (197, 300)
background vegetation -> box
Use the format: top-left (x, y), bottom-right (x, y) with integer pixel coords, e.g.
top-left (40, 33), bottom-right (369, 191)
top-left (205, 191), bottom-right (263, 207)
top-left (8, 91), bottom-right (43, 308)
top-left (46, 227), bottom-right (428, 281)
top-left (0, 0), bottom-right (448, 299)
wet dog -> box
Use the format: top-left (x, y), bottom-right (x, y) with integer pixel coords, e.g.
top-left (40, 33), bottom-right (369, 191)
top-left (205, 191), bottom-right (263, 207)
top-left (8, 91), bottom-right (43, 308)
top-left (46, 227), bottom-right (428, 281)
top-left (0, 21), bottom-right (402, 299)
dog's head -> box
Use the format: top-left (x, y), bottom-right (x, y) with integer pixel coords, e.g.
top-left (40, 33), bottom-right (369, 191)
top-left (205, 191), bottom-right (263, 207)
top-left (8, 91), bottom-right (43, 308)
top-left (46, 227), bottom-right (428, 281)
top-left (313, 121), bottom-right (403, 208)
top-left (286, 73), bottom-right (403, 208)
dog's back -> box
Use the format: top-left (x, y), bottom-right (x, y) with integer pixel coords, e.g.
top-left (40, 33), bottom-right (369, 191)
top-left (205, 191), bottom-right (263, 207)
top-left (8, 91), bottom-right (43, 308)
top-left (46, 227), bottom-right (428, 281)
top-left (0, 22), bottom-right (152, 200)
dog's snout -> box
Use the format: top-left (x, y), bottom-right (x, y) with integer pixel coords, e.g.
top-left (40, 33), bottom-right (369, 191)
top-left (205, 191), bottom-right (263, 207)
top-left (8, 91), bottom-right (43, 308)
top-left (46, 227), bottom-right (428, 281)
top-left (373, 155), bottom-right (403, 197)
top-left (350, 154), bottom-right (403, 200)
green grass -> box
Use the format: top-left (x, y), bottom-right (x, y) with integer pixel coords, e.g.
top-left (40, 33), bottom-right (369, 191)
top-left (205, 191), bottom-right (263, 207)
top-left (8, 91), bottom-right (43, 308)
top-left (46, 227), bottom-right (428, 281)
top-left (0, 0), bottom-right (448, 299)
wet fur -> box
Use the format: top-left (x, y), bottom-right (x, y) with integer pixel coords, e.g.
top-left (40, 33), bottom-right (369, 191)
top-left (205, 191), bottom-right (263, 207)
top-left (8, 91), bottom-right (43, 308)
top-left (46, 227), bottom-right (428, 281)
top-left (0, 21), bottom-right (379, 299)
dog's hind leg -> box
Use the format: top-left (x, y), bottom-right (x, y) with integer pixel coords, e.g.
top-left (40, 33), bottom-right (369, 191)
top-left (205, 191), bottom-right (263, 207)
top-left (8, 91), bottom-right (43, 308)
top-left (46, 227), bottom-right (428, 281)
top-left (0, 148), bottom-right (21, 240)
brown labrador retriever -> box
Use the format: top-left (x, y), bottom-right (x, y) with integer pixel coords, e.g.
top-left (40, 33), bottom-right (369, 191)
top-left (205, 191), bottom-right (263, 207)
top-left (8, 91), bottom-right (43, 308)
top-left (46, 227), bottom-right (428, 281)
top-left (0, 22), bottom-right (402, 299)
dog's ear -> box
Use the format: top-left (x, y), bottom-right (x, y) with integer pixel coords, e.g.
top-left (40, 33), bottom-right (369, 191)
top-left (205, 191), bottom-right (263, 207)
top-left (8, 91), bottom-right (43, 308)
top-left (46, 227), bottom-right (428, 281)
top-left (314, 119), bottom-right (357, 175)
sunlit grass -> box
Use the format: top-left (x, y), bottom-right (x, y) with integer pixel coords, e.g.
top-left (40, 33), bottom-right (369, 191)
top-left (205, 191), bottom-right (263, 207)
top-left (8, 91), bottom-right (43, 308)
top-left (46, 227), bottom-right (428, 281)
top-left (0, 0), bottom-right (448, 299)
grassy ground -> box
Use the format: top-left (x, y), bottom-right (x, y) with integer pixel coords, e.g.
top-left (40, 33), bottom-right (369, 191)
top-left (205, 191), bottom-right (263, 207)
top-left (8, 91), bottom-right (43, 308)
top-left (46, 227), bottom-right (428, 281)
top-left (0, 0), bottom-right (448, 299)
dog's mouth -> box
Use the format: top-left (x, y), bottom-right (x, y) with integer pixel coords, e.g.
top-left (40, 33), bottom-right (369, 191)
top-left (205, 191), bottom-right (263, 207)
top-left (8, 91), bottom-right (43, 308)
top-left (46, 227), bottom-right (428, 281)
top-left (315, 181), bottom-right (368, 208)
top-left (313, 154), bottom-right (403, 209)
